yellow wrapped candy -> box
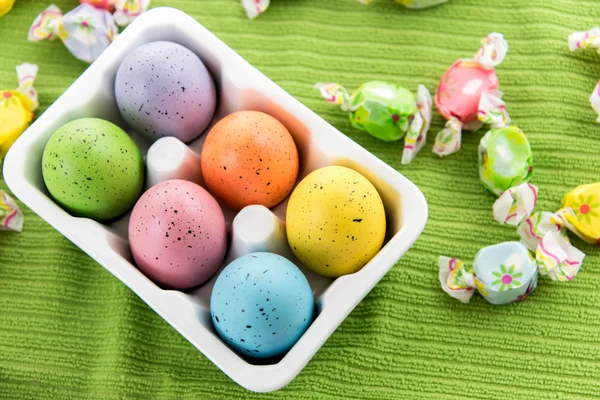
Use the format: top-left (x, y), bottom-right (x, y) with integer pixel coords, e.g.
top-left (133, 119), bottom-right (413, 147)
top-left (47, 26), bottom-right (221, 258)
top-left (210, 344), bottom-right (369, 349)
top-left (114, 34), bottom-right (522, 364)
top-left (0, 63), bottom-right (38, 160)
top-left (553, 183), bottom-right (600, 245)
top-left (0, 0), bottom-right (15, 17)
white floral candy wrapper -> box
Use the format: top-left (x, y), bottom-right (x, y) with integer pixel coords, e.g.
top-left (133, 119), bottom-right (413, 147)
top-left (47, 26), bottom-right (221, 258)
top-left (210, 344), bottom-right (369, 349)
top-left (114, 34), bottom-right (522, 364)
top-left (241, 0), bottom-right (270, 19)
top-left (589, 81), bottom-right (600, 123)
top-left (402, 84), bottom-right (432, 165)
top-left (113, 0), bottom-right (150, 27)
top-left (493, 183), bottom-right (538, 226)
top-left (536, 231), bottom-right (585, 282)
top-left (438, 256), bottom-right (476, 303)
top-left (477, 90), bottom-right (510, 128)
top-left (568, 27), bottom-right (600, 53)
top-left (517, 211), bottom-right (566, 252)
top-left (432, 117), bottom-right (462, 157)
top-left (314, 82), bottom-right (352, 111)
top-left (474, 33), bottom-right (509, 69)
top-left (28, 3), bottom-right (118, 63)
top-left (0, 191), bottom-right (23, 232)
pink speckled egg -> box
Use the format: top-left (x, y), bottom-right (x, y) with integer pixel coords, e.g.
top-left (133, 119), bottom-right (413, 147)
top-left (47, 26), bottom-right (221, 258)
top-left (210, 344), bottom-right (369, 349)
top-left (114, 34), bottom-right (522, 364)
top-left (128, 179), bottom-right (227, 289)
top-left (435, 60), bottom-right (499, 125)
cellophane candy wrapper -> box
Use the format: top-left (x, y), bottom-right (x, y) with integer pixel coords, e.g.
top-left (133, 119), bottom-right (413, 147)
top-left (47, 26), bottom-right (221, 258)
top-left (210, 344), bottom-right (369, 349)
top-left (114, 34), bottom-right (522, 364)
top-left (440, 242), bottom-right (538, 305)
top-left (493, 182), bottom-right (538, 226)
top-left (552, 183), bottom-right (600, 245)
top-left (0, 63), bottom-right (39, 160)
top-left (477, 92), bottom-right (533, 196)
top-left (28, 3), bottom-right (118, 63)
top-left (490, 184), bottom-right (585, 280)
top-left (241, 0), bottom-right (269, 19)
top-left (80, 0), bottom-right (150, 26)
top-left (433, 33), bottom-right (508, 157)
top-left (0, 191), bottom-right (23, 232)
top-left (355, 0), bottom-right (448, 9)
top-left (568, 28), bottom-right (600, 122)
top-left (0, 0), bottom-right (15, 17)
top-left (518, 211), bottom-right (567, 252)
top-left (314, 81), bottom-right (432, 164)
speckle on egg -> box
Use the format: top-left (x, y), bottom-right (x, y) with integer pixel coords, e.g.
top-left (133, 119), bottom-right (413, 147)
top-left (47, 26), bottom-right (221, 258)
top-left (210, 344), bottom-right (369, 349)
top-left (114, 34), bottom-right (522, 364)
top-left (41, 118), bottom-right (145, 221)
top-left (115, 41), bottom-right (216, 143)
top-left (201, 111), bottom-right (299, 211)
top-left (128, 179), bottom-right (227, 289)
top-left (286, 166), bottom-right (386, 277)
top-left (210, 252), bottom-right (313, 358)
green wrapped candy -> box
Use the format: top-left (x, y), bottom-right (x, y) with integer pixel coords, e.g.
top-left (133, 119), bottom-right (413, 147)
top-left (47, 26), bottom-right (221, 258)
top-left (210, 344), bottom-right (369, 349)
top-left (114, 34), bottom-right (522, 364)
top-left (315, 81), bottom-right (432, 164)
top-left (479, 126), bottom-right (533, 196)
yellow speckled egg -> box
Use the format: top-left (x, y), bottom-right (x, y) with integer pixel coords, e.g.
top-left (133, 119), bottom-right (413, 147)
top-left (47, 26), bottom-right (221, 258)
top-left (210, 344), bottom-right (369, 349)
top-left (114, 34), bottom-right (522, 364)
top-left (286, 166), bottom-right (386, 277)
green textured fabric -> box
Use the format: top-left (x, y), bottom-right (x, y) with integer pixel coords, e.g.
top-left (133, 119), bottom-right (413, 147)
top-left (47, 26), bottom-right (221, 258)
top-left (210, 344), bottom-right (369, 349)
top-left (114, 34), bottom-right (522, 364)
top-left (1, 0), bottom-right (600, 398)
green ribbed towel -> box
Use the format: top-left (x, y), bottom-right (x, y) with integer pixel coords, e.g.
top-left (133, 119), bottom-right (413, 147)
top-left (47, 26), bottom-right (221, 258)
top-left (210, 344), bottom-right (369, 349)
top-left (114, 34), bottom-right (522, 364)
top-left (1, 0), bottom-right (600, 398)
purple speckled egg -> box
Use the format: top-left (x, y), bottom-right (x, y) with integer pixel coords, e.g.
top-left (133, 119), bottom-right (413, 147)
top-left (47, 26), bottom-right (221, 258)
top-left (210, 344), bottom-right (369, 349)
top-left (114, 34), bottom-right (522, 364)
top-left (115, 41), bottom-right (217, 143)
top-left (128, 179), bottom-right (227, 289)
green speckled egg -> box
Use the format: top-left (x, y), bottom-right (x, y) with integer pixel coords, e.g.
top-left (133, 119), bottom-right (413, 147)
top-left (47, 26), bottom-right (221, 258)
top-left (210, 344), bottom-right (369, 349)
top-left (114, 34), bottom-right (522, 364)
top-left (42, 118), bottom-right (144, 221)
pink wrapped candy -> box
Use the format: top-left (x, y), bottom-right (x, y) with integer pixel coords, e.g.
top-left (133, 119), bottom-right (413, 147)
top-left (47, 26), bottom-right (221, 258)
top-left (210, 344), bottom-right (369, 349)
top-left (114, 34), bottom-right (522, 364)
top-left (433, 33), bottom-right (509, 157)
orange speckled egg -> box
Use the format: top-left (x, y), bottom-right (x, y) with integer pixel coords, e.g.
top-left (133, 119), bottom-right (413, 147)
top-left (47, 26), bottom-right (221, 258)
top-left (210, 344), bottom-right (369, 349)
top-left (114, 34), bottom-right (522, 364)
top-left (201, 111), bottom-right (299, 211)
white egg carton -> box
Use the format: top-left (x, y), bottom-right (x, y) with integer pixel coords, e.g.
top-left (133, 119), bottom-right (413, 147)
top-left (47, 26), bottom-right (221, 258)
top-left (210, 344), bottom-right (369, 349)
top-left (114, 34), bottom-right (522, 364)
top-left (4, 8), bottom-right (427, 393)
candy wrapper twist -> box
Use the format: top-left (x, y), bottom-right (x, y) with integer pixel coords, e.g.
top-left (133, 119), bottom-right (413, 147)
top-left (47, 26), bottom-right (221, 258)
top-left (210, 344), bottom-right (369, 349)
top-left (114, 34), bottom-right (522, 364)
top-left (439, 236), bottom-right (584, 305)
top-left (0, 191), bottom-right (23, 232)
top-left (314, 81), bottom-right (432, 164)
top-left (80, 0), bottom-right (150, 26)
top-left (355, 0), bottom-right (448, 9)
top-left (28, 4), bottom-right (119, 63)
top-left (433, 33), bottom-right (509, 157)
top-left (568, 28), bottom-right (600, 122)
top-left (477, 92), bottom-right (533, 196)
top-left (241, 0), bottom-right (270, 19)
top-left (492, 183), bottom-right (586, 279)
top-left (0, 63), bottom-right (39, 160)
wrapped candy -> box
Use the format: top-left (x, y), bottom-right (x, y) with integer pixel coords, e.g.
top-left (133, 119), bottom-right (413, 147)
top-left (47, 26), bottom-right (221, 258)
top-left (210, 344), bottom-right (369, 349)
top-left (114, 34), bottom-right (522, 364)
top-left (0, 191), bottom-right (23, 232)
top-left (439, 237), bottom-right (584, 305)
top-left (477, 92), bottom-right (533, 196)
top-left (81, 0), bottom-right (150, 26)
top-left (440, 242), bottom-right (538, 305)
top-left (28, 4), bottom-right (119, 63)
top-left (0, 0), bottom-right (15, 17)
top-left (568, 28), bottom-right (600, 121)
top-left (314, 81), bottom-right (432, 164)
top-left (355, 0), bottom-right (447, 9)
top-left (552, 183), bottom-right (600, 245)
top-left (433, 33), bottom-right (509, 157)
top-left (0, 63), bottom-right (39, 160)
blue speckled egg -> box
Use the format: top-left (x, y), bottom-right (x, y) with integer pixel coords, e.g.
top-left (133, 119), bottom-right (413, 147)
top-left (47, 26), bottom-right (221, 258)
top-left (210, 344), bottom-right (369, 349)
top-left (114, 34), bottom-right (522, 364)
top-left (210, 252), bottom-right (314, 358)
top-left (115, 41), bottom-right (216, 143)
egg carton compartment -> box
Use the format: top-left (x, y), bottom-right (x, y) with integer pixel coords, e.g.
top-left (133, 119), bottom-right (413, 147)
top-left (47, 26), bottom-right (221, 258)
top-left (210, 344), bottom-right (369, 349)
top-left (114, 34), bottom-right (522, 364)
top-left (3, 8), bottom-right (427, 393)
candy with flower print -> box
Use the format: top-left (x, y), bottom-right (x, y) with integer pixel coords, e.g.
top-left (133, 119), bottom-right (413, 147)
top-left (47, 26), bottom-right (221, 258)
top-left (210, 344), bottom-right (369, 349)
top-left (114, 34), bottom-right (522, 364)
top-left (439, 242), bottom-right (538, 305)
top-left (552, 183), bottom-right (600, 245)
top-left (439, 236), bottom-right (585, 305)
top-left (314, 81), bottom-right (432, 164)
top-left (433, 33), bottom-right (508, 157)
top-left (0, 63), bottom-right (39, 161)
top-left (0, 191), bottom-right (23, 232)
top-left (355, 0), bottom-right (448, 8)
top-left (28, 4), bottom-right (118, 63)
top-left (477, 92), bottom-right (533, 196)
